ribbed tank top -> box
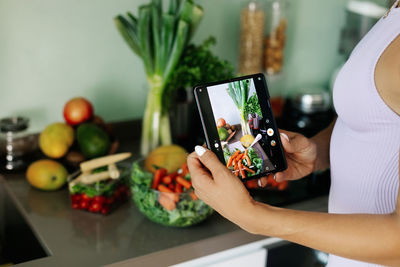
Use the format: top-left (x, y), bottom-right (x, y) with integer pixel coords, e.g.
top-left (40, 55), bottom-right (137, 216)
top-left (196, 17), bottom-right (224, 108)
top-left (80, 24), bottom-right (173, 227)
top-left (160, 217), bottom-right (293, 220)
top-left (327, 5), bottom-right (400, 267)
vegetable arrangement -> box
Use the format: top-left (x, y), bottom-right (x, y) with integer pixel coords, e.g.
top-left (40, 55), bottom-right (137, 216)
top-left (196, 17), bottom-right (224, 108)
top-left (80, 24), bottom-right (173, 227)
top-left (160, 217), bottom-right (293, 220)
top-left (244, 92), bottom-right (262, 119)
top-left (114, 0), bottom-right (204, 156)
top-left (131, 161), bottom-right (213, 227)
top-left (224, 147), bottom-right (263, 179)
top-left (227, 80), bottom-right (251, 136)
top-left (70, 181), bottom-right (130, 215)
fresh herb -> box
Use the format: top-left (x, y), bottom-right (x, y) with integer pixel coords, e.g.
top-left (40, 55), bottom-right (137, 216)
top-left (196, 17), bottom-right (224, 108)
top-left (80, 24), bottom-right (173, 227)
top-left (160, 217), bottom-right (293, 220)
top-left (114, 0), bottom-right (204, 156)
top-left (163, 37), bottom-right (234, 110)
top-left (247, 147), bottom-right (263, 176)
top-left (244, 93), bottom-right (262, 119)
top-left (227, 80), bottom-right (251, 136)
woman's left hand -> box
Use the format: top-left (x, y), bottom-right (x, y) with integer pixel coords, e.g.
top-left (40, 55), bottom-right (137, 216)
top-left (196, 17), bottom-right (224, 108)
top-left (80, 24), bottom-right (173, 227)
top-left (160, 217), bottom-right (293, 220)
top-left (187, 146), bottom-right (257, 231)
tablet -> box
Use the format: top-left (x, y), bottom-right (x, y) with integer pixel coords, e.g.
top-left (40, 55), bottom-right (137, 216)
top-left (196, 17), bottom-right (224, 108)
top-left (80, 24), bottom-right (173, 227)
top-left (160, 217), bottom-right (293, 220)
top-left (194, 73), bottom-right (287, 181)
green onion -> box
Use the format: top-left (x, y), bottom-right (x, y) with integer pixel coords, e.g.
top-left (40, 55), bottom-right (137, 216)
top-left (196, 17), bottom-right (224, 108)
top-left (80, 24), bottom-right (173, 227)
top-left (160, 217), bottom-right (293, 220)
top-left (227, 80), bottom-right (251, 136)
top-left (114, 0), bottom-right (204, 156)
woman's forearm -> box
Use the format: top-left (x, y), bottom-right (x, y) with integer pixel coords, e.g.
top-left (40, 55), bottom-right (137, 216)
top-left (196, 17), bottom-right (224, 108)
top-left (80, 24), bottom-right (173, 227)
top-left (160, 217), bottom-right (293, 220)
top-left (246, 202), bottom-right (400, 266)
top-left (310, 118), bottom-right (337, 172)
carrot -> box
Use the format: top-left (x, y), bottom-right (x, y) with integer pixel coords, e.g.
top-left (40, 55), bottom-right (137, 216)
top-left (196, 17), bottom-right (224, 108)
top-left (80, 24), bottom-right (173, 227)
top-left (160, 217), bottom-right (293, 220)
top-left (169, 172), bottom-right (178, 179)
top-left (175, 183), bottom-right (183, 193)
top-left (158, 184), bottom-right (173, 193)
top-left (190, 191), bottom-right (198, 200)
top-left (233, 163), bottom-right (239, 176)
top-left (231, 150), bottom-right (240, 159)
top-left (158, 193), bottom-right (176, 211)
top-left (244, 149), bottom-right (248, 157)
top-left (226, 155), bottom-right (234, 168)
top-left (244, 155), bottom-right (251, 166)
top-left (243, 165), bottom-right (255, 174)
top-left (245, 180), bottom-right (258, 189)
top-left (162, 175), bottom-right (173, 184)
top-left (176, 176), bottom-right (192, 189)
top-left (181, 163), bottom-right (189, 176)
top-left (152, 168), bottom-right (167, 189)
top-left (238, 161), bottom-right (246, 178)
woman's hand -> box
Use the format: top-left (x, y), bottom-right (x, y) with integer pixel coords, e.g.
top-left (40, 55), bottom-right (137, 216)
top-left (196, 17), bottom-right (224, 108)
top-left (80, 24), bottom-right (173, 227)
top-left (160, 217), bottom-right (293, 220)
top-left (187, 146), bottom-right (257, 231)
top-left (259, 130), bottom-right (317, 186)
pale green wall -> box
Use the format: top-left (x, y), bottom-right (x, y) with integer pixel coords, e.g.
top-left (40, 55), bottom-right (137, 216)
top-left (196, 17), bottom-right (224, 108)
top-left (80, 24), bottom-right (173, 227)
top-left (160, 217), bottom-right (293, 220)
top-left (0, 0), bottom-right (389, 132)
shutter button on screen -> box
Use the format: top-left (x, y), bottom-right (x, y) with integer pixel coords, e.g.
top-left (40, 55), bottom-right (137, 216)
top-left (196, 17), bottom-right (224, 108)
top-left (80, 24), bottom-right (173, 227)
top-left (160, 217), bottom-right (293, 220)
top-left (214, 143), bottom-right (219, 148)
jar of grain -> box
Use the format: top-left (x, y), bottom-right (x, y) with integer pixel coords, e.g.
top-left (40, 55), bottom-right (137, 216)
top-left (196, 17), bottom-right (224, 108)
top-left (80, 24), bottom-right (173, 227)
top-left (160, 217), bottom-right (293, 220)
top-left (238, 1), bottom-right (265, 75)
top-left (264, 0), bottom-right (287, 75)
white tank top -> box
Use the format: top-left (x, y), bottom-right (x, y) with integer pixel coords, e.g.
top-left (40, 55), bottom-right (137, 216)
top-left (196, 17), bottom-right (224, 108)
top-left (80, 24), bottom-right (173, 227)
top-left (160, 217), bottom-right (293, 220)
top-left (328, 4), bottom-right (400, 267)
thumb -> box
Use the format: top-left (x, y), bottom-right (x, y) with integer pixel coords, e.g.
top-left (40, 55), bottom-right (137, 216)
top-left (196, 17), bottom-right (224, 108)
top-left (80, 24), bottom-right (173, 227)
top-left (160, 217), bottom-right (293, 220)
top-left (194, 146), bottom-right (229, 176)
top-left (280, 132), bottom-right (295, 154)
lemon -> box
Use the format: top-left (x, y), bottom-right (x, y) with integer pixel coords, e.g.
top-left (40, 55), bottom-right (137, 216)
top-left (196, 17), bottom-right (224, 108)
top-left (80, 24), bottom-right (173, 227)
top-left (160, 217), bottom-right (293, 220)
top-left (240, 134), bottom-right (255, 148)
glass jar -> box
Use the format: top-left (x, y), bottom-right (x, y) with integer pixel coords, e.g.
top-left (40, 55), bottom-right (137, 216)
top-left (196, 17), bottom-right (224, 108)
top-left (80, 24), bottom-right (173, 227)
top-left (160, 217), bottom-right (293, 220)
top-left (0, 117), bottom-right (30, 171)
top-left (238, 1), bottom-right (265, 75)
top-left (264, 0), bottom-right (287, 75)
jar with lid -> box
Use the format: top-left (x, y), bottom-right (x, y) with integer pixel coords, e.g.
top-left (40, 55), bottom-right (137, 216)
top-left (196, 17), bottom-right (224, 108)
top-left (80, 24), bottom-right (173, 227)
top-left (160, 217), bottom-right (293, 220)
top-left (238, 1), bottom-right (265, 75)
top-left (264, 0), bottom-right (287, 75)
top-left (0, 117), bottom-right (33, 171)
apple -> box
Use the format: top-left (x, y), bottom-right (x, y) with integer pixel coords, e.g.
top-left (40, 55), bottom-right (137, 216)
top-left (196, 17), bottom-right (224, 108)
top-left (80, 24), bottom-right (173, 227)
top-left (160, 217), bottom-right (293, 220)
top-left (63, 97), bottom-right (94, 126)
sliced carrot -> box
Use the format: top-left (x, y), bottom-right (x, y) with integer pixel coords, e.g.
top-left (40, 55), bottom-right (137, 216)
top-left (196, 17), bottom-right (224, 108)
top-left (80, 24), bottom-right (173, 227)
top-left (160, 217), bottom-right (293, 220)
top-left (244, 155), bottom-right (251, 166)
top-left (158, 184), bottom-right (173, 193)
top-left (162, 175), bottom-right (173, 184)
top-left (238, 161), bottom-right (246, 178)
top-left (243, 165), bottom-right (255, 174)
top-left (176, 176), bottom-right (192, 189)
top-left (245, 180), bottom-right (258, 189)
top-left (233, 162), bottom-right (239, 176)
top-left (152, 168), bottom-right (167, 189)
top-left (190, 191), bottom-right (198, 200)
top-left (175, 183), bottom-right (183, 193)
top-left (181, 163), bottom-right (189, 176)
top-left (158, 193), bottom-right (176, 211)
top-left (226, 155), bottom-right (234, 168)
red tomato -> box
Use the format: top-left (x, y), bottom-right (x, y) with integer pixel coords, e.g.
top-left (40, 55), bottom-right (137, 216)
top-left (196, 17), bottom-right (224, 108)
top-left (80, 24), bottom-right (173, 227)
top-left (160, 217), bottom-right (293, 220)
top-left (93, 195), bottom-right (106, 204)
top-left (79, 200), bottom-right (90, 210)
top-left (71, 203), bottom-right (80, 209)
top-left (101, 206), bottom-right (110, 215)
top-left (71, 194), bottom-right (82, 203)
top-left (63, 97), bottom-right (94, 126)
top-left (89, 202), bottom-right (102, 213)
top-left (106, 196), bottom-right (115, 205)
top-left (81, 193), bottom-right (92, 202)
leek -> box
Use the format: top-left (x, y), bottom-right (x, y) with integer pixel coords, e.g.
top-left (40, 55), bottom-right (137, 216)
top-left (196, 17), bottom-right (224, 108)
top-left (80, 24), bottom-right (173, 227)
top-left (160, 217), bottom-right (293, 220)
top-left (227, 80), bottom-right (251, 136)
top-left (114, 0), bottom-right (204, 156)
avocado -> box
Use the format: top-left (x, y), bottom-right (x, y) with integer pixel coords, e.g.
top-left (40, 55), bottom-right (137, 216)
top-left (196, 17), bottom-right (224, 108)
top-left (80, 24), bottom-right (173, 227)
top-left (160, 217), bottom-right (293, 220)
top-left (77, 123), bottom-right (110, 159)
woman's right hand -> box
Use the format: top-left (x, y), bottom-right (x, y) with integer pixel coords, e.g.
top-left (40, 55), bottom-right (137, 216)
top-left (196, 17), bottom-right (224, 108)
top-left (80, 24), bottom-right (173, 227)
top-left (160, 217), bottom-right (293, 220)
top-left (259, 130), bottom-right (317, 186)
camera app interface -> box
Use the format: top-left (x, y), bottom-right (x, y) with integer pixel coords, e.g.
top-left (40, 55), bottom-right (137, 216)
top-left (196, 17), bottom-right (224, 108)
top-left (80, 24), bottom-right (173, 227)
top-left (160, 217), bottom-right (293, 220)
top-left (207, 78), bottom-right (277, 179)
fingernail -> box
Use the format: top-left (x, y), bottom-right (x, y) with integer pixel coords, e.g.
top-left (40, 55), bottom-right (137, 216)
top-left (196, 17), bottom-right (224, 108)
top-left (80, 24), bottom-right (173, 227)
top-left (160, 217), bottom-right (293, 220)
top-left (280, 133), bottom-right (289, 142)
top-left (273, 174), bottom-right (276, 180)
top-left (195, 145), bottom-right (207, 156)
top-left (257, 179), bottom-right (262, 187)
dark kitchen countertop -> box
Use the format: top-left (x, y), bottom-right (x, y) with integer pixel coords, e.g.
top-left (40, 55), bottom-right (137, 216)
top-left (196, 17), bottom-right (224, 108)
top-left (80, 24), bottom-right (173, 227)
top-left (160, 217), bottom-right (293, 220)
top-left (0, 120), bottom-right (329, 267)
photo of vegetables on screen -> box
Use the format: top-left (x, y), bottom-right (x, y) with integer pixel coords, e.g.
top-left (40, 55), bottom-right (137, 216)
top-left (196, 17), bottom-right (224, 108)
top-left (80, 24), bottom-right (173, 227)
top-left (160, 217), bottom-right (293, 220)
top-left (207, 78), bottom-right (276, 179)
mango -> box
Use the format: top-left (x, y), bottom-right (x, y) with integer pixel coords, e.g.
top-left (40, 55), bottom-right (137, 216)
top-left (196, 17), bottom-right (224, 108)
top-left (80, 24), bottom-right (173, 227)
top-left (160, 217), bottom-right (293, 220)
top-left (145, 145), bottom-right (187, 173)
top-left (26, 160), bottom-right (68, 191)
top-left (39, 122), bottom-right (74, 158)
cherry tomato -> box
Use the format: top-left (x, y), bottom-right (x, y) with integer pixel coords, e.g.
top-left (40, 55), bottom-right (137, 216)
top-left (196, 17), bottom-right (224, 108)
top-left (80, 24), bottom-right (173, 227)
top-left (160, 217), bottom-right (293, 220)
top-left (106, 196), bottom-right (115, 205)
top-left (93, 195), bottom-right (106, 204)
top-left (89, 202), bottom-right (102, 213)
top-left (71, 203), bottom-right (80, 209)
top-left (79, 200), bottom-right (90, 210)
top-left (71, 194), bottom-right (82, 203)
top-left (101, 206), bottom-right (110, 215)
top-left (81, 193), bottom-right (92, 202)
